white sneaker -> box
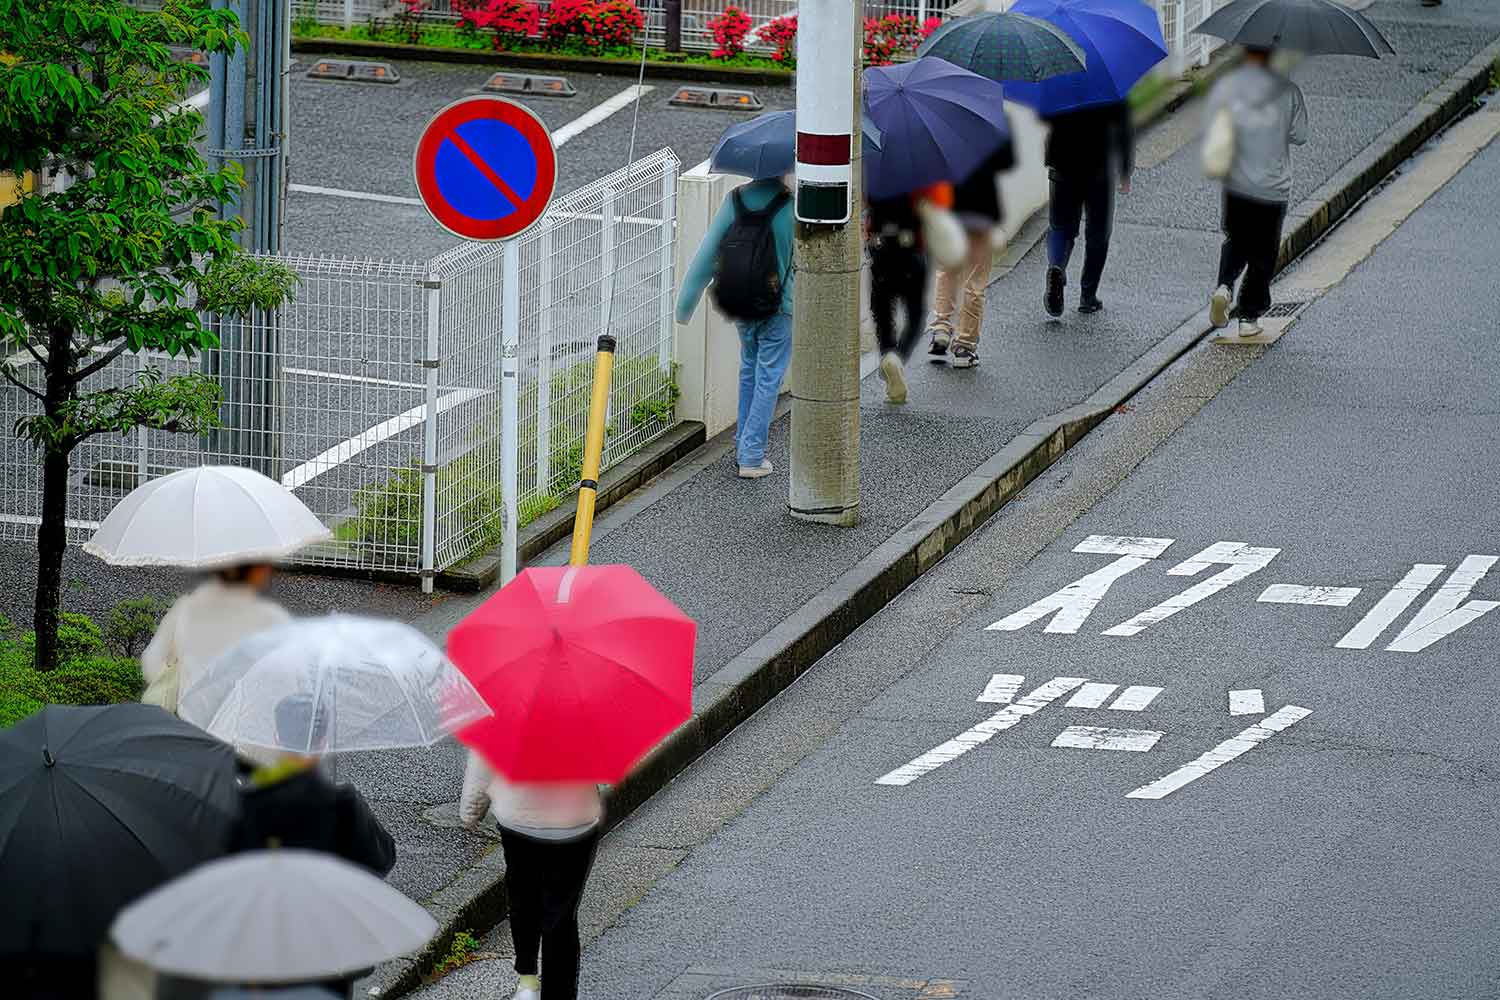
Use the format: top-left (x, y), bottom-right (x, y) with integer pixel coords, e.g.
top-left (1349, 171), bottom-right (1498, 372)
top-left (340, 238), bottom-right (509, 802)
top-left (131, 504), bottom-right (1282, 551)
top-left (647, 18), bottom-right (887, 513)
top-left (1209, 285), bottom-right (1232, 329)
top-left (879, 352), bottom-right (908, 404)
top-left (512, 988), bottom-right (540, 1000)
top-left (1237, 317), bottom-right (1264, 338)
top-left (737, 459), bottom-right (774, 479)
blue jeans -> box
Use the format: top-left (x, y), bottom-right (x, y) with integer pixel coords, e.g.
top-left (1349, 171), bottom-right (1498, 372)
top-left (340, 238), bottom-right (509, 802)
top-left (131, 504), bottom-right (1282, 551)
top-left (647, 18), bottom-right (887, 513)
top-left (1047, 170), bottom-right (1115, 298)
top-left (735, 313), bottom-right (793, 468)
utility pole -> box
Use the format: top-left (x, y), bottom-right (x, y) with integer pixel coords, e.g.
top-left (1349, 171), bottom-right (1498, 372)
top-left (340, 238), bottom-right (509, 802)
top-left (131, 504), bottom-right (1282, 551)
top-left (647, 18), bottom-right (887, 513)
top-left (664, 0), bottom-right (683, 52)
top-left (788, 0), bottom-right (862, 526)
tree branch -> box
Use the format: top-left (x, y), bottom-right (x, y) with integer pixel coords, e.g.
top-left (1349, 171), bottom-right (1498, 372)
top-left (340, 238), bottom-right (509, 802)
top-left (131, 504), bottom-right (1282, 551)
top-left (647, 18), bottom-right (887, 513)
top-left (69, 342), bottom-right (131, 385)
top-left (0, 365), bottom-right (47, 404)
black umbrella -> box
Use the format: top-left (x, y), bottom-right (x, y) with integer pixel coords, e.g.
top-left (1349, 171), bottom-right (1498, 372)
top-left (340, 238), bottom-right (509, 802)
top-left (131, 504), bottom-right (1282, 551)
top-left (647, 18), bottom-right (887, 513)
top-left (1192, 0), bottom-right (1395, 58)
top-left (0, 703), bottom-right (240, 958)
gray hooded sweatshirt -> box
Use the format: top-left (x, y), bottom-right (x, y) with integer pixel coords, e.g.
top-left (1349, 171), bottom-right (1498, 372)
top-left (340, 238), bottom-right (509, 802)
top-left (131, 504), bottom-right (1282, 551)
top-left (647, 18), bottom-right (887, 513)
top-left (1204, 62), bottom-right (1309, 204)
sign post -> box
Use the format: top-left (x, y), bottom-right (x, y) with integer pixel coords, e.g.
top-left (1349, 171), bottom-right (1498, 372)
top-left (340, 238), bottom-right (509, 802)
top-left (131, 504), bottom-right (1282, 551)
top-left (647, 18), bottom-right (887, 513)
top-left (414, 96), bottom-right (557, 589)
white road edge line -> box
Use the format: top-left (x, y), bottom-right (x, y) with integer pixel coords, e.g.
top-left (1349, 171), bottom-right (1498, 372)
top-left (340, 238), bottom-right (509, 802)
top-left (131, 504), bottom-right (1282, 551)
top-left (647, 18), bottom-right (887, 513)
top-left (1258, 584), bottom-right (1361, 606)
top-left (1052, 726), bottom-right (1162, 752)
top-left (288, 182), bottom-right (422, 206)
top-left (552, 84), bottom-right (654, 146)
top-left (1228, 689), bottom-right (1265, 716)
top-left (1126, 705), bottom-right (1311, 800)
top-left (875, 677), bottom-right (1085, 787)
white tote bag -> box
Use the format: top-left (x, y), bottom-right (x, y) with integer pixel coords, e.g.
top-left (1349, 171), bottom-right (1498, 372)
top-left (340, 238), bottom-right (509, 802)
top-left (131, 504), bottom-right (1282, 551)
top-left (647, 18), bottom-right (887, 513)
top-left (916, 200), bottom-right (967, 270)
top-left (1202, 107), bottom-right (1235, 180)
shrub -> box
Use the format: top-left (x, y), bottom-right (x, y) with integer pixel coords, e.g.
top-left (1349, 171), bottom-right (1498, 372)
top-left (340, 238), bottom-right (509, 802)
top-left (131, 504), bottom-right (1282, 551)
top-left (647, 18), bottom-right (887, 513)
top-left (394, 0), bottom-right (429, 43)
top-left (55, 612), bottom-right (107, 662)
top-left (708, 6), bottom-right (753, 60)
top-left (104, 596), bottom-right (172, 658)
top-left (0, 610), bottom-right (146, 728)
top-left (546, 0), bottom-right (643, 51)
top-left (862, 13), bottom-right (936, 66)
top-left (0, 692), bottom-right (43, 728)
top-left (759, 13), bottom-right (797, 65)
top-left (456, 0), bottom-right (542, 50)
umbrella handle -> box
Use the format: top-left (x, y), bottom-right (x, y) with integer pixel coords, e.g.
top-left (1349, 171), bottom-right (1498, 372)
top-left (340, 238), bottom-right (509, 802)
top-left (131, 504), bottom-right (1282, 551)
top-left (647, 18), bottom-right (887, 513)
top-left (569, 336), bottom-right (616, 567)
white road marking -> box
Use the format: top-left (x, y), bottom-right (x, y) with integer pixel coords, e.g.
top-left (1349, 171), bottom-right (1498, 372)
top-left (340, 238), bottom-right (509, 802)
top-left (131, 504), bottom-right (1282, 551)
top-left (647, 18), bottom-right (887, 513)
top-left (1052, 726), bottom-right (1162, 752)
top-left (977, 673), bottom-right (1026, 704)
top-left (987, 535), bottom-right (1174, 634)
top-left (0, 513), bottom-right (102, 531)
top-left (552, 84), bottom-right (654, 146)
top-left (875, 677), bottom-right (1085, 787)
top-left (1229, 689), bottom-right (1265, 716)
top-left (1066, 682), bottom-right (1118, 709)
top-left (283, 367), bottom-right (427, 390)
top-left (1258, 584), bottom-right (1361, 607)
top-left (1108, 685), bottom-right (1162, 712)
top-left (1104, 541), bottom-right (1280, 637)
top-left (1125, 705), bottom-right (1311, 800)
top-left (288, 182), bottom-right (422, 206)
top-left (1336, 563), bottom-right (1445, 649)
top-left (1386, 555), bottom-right (1498, 653)
top-left (279, 386), bottom-right (489, 491)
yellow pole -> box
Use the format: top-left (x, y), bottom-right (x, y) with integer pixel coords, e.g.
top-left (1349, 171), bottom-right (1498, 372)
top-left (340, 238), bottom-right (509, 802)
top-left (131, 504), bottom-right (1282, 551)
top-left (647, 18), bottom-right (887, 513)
top-left (568, 335), bottom-right (616, 566)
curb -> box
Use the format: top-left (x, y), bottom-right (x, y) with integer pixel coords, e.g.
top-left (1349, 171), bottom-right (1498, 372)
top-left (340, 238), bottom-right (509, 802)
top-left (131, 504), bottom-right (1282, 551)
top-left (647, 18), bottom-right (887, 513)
top-left (372, 42), bottom-right (1500, 1000)
top-left (290, 37), bottom-right (794, 87)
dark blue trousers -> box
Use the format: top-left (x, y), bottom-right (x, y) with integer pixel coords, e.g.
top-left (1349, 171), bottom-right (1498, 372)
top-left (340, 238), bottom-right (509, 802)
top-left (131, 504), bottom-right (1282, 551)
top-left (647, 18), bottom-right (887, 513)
top-left (1046, 170), bottom-right (1115, 298)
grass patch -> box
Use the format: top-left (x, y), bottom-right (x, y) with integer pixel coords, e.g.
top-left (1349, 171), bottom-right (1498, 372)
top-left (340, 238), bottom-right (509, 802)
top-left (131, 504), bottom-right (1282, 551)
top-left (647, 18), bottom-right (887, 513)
top-left (426, 930), bottom-right (482, 982)
top-left (0, 610), bottom-right (154, 727)
top-left (1127, 70), bottom-right (1173, 113)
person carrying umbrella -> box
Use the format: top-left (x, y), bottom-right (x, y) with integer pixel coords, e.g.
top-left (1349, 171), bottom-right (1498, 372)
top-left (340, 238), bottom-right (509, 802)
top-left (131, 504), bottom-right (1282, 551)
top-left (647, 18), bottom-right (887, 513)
top-left (925, 144), bottom-right (1015, 369)
top-left (1202, 45), bottom-right (1308, 337)
top-left (867, 182), bottom-right (955, 404)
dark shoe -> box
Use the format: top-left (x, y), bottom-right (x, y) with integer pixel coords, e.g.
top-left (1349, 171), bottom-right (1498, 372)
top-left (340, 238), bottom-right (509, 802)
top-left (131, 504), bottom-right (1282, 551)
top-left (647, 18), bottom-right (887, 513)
top-left (1078, 294), bottom-right (1104, 314)
top-left (927, 330), bottom-right (951, 363)
top-left (1421, 0), bottom-right (1441, 7)
top-left (1044, 266), bottom-right (1065, 318)
top-left (949, 345), bottom-right (979, 369)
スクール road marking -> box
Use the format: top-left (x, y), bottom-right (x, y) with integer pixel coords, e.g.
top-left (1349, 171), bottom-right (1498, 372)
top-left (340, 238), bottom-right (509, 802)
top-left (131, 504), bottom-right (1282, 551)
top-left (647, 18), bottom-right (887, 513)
top-left (1108, 685), bottom-right (1162, 711)
top-left (1052, 726), bottom-right (1162, 752)
top-left (1258, 584), bottom-right (1361, 606)
top-left (875, 677), bottom-right (1085, 787)
top-left (1229, 689), bottom-right (1265, 716)
top-left (1125, 705), bottom-right (1311, 800)
top-left (1336, 563), bottom-right (1445, 649)
top-left (1104, 541), bottom-right (1280, 637)
top-left (987, 535), bottom-right (1174, 634)
top-left (1066, 682), bottom-right (1118, 709)
top-left (1386, 555), bottom-right (1498, 653)
top-left (977, 673), bottom-right (1026, 704)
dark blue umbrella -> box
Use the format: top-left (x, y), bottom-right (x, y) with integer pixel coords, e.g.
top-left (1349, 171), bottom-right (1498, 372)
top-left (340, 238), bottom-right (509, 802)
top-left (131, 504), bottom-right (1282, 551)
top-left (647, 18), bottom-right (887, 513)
top-left (1006, 0), bottom-right (1168, 116)
top-left (709, 110), bottom-right (884, 180)
top-left (862, 57), bottom-right (1013, 201)
top-left (919, 11), bottom-right (1087, 84)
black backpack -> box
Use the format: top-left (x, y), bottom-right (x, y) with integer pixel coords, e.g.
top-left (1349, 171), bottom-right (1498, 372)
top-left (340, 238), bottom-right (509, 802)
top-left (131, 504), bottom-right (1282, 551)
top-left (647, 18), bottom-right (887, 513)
top-left (710, 188), bottom-right (790, 322)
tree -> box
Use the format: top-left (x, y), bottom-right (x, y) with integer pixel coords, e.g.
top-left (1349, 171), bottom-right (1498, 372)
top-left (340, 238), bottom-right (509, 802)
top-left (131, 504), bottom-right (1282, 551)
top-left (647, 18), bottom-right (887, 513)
top-left (0, 0), bottom-right (295, 670)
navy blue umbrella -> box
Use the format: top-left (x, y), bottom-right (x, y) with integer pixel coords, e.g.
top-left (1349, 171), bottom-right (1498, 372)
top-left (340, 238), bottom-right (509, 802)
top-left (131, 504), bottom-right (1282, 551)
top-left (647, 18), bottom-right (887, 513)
top-left (919, 11), bottom-right (1087, 84)
top-left (709, 110), bottom-right (884, 180)
top-left (1006, 0), bottom-right (1168, 116)
top-left (862, 57), bottom-right (1013, 201)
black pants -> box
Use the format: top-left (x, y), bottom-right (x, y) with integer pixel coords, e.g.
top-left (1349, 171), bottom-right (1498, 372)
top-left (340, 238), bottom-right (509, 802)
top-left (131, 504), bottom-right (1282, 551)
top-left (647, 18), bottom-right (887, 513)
top-left (1217, 191), bottom-right (1287, 322)
top-left (500, 825), bottom-right (601, 999)
top-left (869, 241), bottom-right (928, 361)
top-left (1047, 170), bottom-right (1115, 297)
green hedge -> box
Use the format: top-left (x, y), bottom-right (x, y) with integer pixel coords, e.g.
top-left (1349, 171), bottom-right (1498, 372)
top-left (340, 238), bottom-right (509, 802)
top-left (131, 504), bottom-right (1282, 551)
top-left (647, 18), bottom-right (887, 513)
top-left (0, 609), bottom-right (153, 727)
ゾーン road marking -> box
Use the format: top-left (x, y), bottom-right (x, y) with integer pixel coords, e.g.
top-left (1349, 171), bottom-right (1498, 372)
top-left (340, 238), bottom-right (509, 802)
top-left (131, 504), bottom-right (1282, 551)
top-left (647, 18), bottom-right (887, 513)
top-left (875, 677), bottom-right (1085, 786)
top-left (1336, 563), bottom-right (1444, 649)
top-left (1229, 689), bottom-right (1265, 716)
top-left (977, 673), bottom-right (1026, 704)
top-left (1067, 682), bottom-right (1118, 709)
top-left (1126, 705), bottom-right (1311, 800)
top-left (987, 535), bottom-right (1174, 635)
top-left (1386, 555), bottom-right (1498, 653)
top-left (1052, 726), bottom-right (1162, 752)
top-left (1258, 584), bottom-right (1361, 607)
top-left (1108, 685), bottom-right (1162, 711)
top-left (1104, 541), bottom-right (1280, 637)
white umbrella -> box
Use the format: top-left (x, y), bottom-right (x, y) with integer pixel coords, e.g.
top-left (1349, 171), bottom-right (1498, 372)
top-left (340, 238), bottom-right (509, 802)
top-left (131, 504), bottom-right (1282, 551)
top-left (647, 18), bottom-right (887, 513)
top-left (178, 614), bottom-right (491, 755)
top-left (83, 465), bottom-right (331, 568)
top-left (110, 850), bottom-right (436, 983)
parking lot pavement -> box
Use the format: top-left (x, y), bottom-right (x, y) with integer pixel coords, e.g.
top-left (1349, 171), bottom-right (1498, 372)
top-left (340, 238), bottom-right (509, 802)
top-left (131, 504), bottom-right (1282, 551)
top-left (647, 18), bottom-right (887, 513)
top-left (282, 55), bottom-right (792, 259)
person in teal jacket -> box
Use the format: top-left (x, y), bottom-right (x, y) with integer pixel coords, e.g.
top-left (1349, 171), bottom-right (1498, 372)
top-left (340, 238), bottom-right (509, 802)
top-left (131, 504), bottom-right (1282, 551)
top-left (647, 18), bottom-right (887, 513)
top-left (675, 176), bottom-right (795, 479)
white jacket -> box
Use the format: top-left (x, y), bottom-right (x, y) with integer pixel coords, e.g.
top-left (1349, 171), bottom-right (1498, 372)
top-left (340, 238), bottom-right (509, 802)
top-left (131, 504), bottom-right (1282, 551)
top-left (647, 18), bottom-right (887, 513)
top-left (460, 751), bottom-right (602, 840)
top-left (139, 579), bottom-right (291, 715)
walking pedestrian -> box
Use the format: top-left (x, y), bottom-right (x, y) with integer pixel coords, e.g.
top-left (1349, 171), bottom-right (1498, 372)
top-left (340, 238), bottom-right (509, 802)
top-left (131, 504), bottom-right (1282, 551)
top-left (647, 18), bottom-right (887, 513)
top-left (676, 175), bottom-right (794, 479)
top-left (1202, 45), bottom-right (1308, 337)
top-left (867, 182), bottom-right (954, 404)
top-left (461, 752), bottom-right (603, 1000)
top-left (140, 562), bottom-right (290, 716)
top-left (1043, 99), bottom-right (1134, 317)
top-left (927, 140), bottom-right (1015, 368)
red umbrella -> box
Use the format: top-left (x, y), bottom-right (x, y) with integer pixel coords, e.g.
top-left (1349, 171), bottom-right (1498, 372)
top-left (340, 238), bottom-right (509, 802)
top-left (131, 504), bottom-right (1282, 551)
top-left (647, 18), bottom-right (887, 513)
top-left (447, 564), bottom-right (696, 782)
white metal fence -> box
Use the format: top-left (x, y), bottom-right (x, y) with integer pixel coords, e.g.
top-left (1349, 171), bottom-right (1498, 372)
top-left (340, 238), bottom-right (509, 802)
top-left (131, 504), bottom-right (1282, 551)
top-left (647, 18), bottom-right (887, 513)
top-left (0, 150), bottom-right (681, 582)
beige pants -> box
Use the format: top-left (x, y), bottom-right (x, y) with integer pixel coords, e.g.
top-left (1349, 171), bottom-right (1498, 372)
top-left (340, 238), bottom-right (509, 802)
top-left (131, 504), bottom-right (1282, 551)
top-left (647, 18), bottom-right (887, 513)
top-left (929, 229), bottom-right (993, 351)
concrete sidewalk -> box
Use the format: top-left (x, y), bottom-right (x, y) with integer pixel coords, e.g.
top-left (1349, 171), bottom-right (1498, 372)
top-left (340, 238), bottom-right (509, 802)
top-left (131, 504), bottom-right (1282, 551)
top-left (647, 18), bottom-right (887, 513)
top-left (350, 2), bottom-right (1500, 993)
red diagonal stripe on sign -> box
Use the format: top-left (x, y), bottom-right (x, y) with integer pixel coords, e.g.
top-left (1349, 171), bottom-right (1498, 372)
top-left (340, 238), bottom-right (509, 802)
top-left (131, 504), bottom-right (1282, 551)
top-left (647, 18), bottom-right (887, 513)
top-left (797, 132), bottom-right (851, 166)
top-left (446, 130), bottom-right (525, 209)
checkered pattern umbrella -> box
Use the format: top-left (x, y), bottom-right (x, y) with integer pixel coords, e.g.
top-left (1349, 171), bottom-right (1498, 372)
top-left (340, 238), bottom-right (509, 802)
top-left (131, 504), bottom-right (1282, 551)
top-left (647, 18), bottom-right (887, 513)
top-left (1192, 0), bottom-right (1395, 59)
top-left (919, 11), bottom-right (1087, 84)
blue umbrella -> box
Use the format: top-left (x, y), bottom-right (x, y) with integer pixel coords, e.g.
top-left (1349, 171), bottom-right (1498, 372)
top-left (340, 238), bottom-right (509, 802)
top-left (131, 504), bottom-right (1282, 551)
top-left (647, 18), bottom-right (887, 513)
top-left (710, 110), bottom-right (884, 180)
top-left (862, 57), bottom-right (1012, 201)
top-left (1005, 0), bottom-right (1168, 115)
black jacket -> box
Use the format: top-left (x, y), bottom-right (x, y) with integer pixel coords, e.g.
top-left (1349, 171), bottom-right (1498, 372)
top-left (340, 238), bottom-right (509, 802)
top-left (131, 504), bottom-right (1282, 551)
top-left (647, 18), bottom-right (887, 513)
top-left (952, 138), bottom-right (1016, 225)
top-left (231, 767), bottom-right (397, 877)
top-left (1044, 101), bottom-right (1135, 179)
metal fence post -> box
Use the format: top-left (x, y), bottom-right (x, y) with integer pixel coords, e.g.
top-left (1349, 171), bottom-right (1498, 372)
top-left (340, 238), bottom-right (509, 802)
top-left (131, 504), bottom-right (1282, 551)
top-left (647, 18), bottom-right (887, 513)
top-left (420, 271), bottom-right (441, 595)
top-left (136, 350), bottom-right (149, 486)
top-left (600, 179), bottom-right (617, 339)
top-left (343, 0), bottom-right (354, 30)
top-left (501, 240), bottom-right (521, 585)
top-left (658, 160), bottom-right (676, 369)
top-left (537, 222), bottom-right (554, 498)
top-left (1174, 1), bottom-right (1188, 76)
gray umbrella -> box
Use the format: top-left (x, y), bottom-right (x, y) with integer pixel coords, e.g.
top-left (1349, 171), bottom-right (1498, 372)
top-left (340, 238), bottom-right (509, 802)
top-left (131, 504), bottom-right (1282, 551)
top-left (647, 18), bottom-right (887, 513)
top-left (918, 12), bottom-right (1087, 84)
top-left (1192, 0), bottom-right (1395, 58)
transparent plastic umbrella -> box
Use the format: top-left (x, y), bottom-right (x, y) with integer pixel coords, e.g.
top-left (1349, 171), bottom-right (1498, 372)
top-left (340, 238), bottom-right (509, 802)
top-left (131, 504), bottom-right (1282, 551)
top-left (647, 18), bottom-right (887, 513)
top-left (178, 614), bottom-right (491, 756)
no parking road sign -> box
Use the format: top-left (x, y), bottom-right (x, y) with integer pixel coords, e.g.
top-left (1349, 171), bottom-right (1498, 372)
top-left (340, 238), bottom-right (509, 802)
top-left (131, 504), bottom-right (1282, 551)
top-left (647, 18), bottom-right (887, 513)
top-left (413, 95), bottom-right (557, 242)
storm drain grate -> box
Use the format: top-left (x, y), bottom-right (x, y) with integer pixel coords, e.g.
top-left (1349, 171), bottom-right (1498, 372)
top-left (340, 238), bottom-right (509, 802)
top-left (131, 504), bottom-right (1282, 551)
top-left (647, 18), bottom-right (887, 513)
top-left (1262, 299), bottom-right (1311, 318)
top-left (707, 989), bottom-right (881, 1000)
